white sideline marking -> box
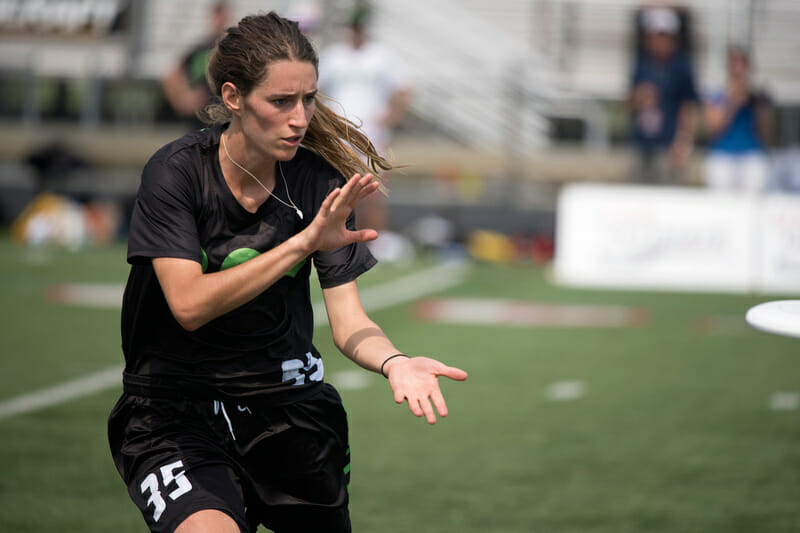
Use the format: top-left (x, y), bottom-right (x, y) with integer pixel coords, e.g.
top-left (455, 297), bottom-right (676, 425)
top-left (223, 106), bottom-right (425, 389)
top-left (2, 260), bottom-right (469, 420)
top-left (769, 391), bottom-right (799, 411)
top-left (0, 365), bottom-right (123, 421)
top-left (416, 299), bottom-right (646, 328)
top-left (48, 283), bottom-right (124, 308)
top-left (313, 259), bottom-right (470, 325)
top-left (330, 370), bottom-right (371, 391)
top-left (546, 381), bottom-right (586, 402)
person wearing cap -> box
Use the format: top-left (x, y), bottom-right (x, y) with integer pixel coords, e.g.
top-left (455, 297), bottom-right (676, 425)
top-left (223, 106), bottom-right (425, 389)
top-left (629, 6), bottom-right (699, 184)
top-left (318, 3), bottom-right (413, 261)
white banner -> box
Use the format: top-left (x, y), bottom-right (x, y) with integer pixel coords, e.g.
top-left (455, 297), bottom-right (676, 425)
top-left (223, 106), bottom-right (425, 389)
top-left (756, 195), bottom-right (800, 294)
top-left (554, 183), bottom-right (800, 294)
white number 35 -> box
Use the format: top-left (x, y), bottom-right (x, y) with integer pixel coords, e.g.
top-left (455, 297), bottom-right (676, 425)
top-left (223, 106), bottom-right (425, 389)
top-left (140, 460), bottom-right (193, 523)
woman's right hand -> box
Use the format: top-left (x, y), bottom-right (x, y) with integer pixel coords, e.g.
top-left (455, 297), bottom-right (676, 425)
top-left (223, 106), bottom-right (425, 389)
top-left (300, 173), bottom-right (380, 252)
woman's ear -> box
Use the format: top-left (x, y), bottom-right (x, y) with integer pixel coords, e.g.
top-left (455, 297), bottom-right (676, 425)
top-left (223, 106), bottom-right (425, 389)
top-left (221, 82), bottom-right (241, 115)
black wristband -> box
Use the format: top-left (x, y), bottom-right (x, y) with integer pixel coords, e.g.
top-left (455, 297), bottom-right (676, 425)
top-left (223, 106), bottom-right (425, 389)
top-left (380, 353), bottom-right (409, 378)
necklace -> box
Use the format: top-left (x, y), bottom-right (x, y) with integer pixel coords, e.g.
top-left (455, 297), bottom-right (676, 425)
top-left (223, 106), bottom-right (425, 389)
top-left (221, 133), bottom-right (303, 220)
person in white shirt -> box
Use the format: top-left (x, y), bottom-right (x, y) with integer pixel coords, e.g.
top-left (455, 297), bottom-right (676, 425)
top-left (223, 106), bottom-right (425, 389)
top-left (319, 4), bottom-right (413, 155)
top-left (318, 4), bottom-right (413, 258)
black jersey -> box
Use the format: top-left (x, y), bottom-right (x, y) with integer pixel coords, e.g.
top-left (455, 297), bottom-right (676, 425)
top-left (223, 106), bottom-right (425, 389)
top-left (121, 124), bottom-right (376, 402)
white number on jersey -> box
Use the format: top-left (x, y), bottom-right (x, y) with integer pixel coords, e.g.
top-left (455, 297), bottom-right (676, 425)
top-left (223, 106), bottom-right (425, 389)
top-left (281, 352), bottom-right (324, 385)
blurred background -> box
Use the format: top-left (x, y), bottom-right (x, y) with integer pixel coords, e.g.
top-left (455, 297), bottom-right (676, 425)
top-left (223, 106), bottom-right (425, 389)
top-left (2, 0), bottom-right (799, 261)
top-left (2, 1), bottom-right (800, 532)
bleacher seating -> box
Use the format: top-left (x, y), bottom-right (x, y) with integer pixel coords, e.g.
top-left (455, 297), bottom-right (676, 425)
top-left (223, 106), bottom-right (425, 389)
top-left (370, 0), bottom-right (800, 150)
top-left (1, 0), bottom-right (799, 155)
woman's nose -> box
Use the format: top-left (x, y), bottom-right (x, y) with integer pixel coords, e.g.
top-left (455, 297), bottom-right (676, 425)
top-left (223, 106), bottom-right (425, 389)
top-left (289, 101), bottom-right (309, 128)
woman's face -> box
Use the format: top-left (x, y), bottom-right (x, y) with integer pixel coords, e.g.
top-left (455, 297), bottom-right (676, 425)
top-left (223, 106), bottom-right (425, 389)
top-left (239, 59), bottom-right (317, 162)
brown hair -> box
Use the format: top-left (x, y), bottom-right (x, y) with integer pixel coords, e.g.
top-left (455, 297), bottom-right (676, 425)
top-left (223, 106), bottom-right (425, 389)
top-left (203, 11), bottom-right (394, 181)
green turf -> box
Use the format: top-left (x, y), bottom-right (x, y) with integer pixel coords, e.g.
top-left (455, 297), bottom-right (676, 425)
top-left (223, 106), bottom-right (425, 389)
top-left (1, 237), bottom-right (799, 532)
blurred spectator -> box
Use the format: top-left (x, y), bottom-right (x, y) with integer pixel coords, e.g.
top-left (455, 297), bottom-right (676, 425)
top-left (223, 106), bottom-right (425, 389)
top-left (318, 2), bottom-right (413, 259)
top-left (318, 3), bottom-right (412, 157)
top-left (285, 0), bottom-right (322, 39)
top-left (628, 6), bottom-right (699, 184)
top-left (161, 1), bottom-right (229, 130)
top-left (703, 45), bottom-right (773, 193)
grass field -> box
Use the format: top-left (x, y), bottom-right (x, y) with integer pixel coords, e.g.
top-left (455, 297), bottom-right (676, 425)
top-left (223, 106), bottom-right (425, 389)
top-left (1, 234), bottom-right (799, 532)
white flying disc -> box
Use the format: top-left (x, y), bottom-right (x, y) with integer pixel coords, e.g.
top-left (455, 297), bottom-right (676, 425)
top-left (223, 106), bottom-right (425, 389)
top-left (745, 300), bottom-right (800, 339)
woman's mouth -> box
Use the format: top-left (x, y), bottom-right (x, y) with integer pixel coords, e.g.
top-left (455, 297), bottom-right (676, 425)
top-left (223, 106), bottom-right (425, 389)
top-left (282, 135), bottom-right (303, 147)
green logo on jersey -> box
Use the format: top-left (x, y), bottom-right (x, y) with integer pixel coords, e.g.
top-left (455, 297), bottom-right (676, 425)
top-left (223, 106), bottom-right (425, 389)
top-left (221, 248), bottom-right (260, 271)
top-left (217, 247), bottom-right (306, 278)
top-left (286, 259), bottom-right (306, 278)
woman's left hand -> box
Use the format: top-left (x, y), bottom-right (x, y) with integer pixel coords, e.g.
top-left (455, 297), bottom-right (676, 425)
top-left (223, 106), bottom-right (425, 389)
top-left (302, 173), bottom-right (380, 252)
top-left (385, 356), bottom-right (468, 425)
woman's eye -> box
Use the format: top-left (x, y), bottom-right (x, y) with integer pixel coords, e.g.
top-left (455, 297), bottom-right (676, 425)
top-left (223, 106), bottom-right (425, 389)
top-left (272, 99), bottom-right (287, 106)
top-left (303, 95), bottom-right (315, 105)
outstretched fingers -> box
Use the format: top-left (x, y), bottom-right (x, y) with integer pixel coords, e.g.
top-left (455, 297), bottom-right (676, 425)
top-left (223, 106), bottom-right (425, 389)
top-left (405, 390), bottom-right (444, 425)
top-left (429, 387), bottom-right (449, 419)
top-left (389, 358), bottom-right (468, 425)
top-left (333, 173), bottom-right (378, 212)
top-left (418, 397), bottom-right (439, 425)
top-left (317, 186), bottom-right (342, 220)
top-left (318, 174), bottom-right (379, 226)
top-left (438, 364), bottom-right (469, 382)
top-left (350, 228), bottom-right (379, 243)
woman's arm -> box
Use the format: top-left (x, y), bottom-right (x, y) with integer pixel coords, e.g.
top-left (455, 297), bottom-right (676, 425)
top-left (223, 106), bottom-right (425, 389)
top-left (161, 64), bottom-right (209, 118)
top-left (154, 237), bottom-right (310, 331)
top-left (704, 98), bottom-right (738, 140)
top-left (630, 81), bottom-right (659, 111)
top-left (323, 281), bottom-right (468, 424)
top-left (155, 173), bottom-right (379, 331)
top-left (704, 81), bottom-right (750, 140)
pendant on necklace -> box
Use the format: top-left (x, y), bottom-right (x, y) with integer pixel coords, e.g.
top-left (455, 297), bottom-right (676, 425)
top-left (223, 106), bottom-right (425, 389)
top-left (295, 208), bottom-right (303, 220)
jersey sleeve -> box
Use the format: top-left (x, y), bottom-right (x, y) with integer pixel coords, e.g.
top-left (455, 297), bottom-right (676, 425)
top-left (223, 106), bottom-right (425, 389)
top-left (127, 156), bottom-right (203, 265)
top-left (312, 211), bottom-right (378, 289)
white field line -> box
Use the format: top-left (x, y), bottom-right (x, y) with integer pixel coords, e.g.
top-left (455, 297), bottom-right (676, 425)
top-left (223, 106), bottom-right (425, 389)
top-left (0, 365), bottom-right (124, 420)
top-left (313, 259), bottom-right (470, 325)
top-left (769, 391), bottom-right (800, 411)
top-left (48, 283), bottom-right (124, 308)
top-left (0, 260), bottom-right (470, 421)
top-left (416, 299), bottom-right (646, 328)
top-left (546, 381), bottom-right (586, 402)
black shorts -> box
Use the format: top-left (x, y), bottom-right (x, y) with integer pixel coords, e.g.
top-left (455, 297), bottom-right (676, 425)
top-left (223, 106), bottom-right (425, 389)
top-left (108, 383), bottom-right (350, 533)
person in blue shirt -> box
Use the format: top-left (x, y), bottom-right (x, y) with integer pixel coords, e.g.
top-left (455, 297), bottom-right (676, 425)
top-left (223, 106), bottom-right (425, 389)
top-left (703, 45), bottom-right (773, 192)
top-left (629, 6), bottom-right (699, 184)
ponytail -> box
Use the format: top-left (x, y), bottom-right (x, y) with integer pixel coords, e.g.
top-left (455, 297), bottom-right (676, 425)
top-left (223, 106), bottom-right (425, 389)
top-left (304, 96), bottom-right (395, 189)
